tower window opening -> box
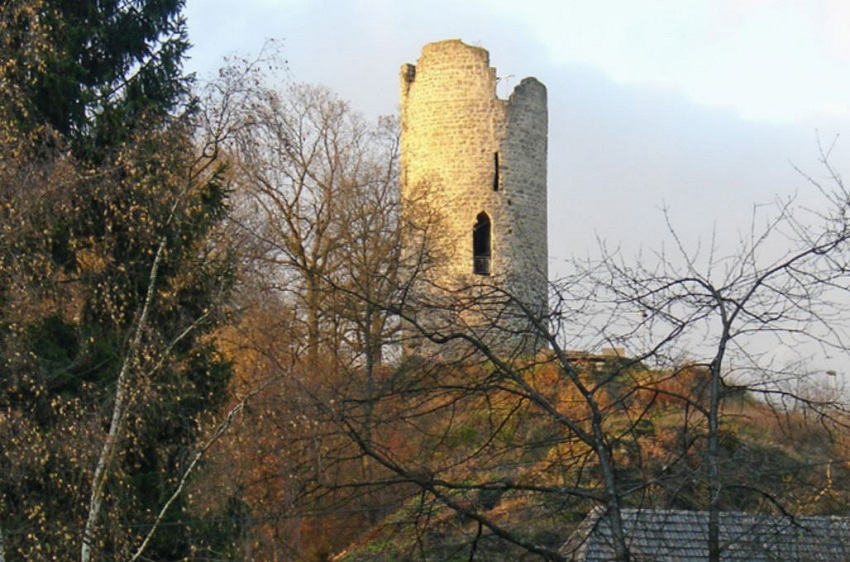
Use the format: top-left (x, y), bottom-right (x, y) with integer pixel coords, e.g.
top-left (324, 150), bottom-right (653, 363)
top-left (492, 152), bottom-right (499, 191)
top-left (473, 212), bottom-right (492, 275)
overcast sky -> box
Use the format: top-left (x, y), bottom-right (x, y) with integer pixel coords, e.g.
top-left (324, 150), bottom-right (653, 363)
top-left (184, 0), bottom-right (850, 273)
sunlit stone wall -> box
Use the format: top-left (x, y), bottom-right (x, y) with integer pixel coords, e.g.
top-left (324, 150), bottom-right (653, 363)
top-left (400, 39), bottom-right (548, 356)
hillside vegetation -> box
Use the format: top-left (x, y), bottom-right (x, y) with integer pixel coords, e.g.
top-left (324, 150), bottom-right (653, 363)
top-left (203, 347), bottom-right (850, 561)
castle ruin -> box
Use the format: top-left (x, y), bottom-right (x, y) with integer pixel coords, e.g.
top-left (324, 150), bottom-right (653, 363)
top-left (400, 39), bottom-right (548, 356)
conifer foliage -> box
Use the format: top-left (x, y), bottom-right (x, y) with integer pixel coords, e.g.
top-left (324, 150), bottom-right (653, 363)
top-left (3, 0), bottom-right (191, 157)
top-left (0, 1), bottom-right (235, 560)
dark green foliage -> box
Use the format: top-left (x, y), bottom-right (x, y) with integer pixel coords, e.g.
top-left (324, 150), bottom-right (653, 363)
top-left (187, 495), bottom-right (253, 561)
top-left (0, 1), bottom-right (237, 560)
top-left (4, 0), bottom-right (191, 159)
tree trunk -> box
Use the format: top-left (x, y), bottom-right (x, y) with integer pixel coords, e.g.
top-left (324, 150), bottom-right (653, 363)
top-left (81, 237), bottom-right (166, 562)
top-left (708, 357), bottom-right (723, 562)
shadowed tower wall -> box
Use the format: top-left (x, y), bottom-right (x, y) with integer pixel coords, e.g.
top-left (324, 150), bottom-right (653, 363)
top-left (400, 39), bottom-right (548, 356)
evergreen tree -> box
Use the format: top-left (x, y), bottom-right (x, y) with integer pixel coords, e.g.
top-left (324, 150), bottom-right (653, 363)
top-left (0, 1), bottom-right (235, 559)
top-left (4, 0), bottom-right (191, 158)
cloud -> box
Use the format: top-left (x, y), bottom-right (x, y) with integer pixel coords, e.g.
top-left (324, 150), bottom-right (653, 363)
top-left (476, 0), bottom-right (850, 125)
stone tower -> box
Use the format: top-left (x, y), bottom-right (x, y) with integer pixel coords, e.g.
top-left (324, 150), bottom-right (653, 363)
top-left (400, 39), bottom-right (548, 356)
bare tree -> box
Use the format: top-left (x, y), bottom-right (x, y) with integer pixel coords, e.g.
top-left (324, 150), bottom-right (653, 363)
top-left (194, 56), bottom-right (428, 559)
top-left (562, 144), bottom-right (850, 561)
top-left (226, 76), bottom-right (403, 372)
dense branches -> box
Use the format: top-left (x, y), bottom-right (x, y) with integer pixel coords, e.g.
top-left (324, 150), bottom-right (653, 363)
top-left (0, 2), bottom-right (236, 560)
top-left (219, 59), bottom-right (404, 370)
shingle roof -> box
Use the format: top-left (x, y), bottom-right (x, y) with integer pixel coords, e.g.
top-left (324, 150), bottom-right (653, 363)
top-left (560, 507), bottom-right (850, 561)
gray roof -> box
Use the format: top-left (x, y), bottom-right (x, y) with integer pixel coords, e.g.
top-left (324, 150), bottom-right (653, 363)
top-left (560, 507), bottom-right (850, 561)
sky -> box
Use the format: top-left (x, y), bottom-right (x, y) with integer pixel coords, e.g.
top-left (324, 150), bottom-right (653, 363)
top-left (184, 0), bottom-right (850, 269)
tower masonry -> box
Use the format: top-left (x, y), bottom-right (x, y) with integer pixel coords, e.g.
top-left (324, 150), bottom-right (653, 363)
top-left (400, 39), bottom-right (548, 354)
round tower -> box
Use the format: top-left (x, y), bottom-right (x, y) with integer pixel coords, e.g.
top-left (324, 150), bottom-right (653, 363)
top-left (400, 39), bottom-right (548, 355)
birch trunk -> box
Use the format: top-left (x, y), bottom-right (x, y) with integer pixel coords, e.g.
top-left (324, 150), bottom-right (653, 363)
top-left (80, 237), bottom-right (167, 562)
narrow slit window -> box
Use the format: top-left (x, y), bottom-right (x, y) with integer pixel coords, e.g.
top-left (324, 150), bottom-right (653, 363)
top-left (492, 152), bottom-right (499, 191)
top-left (473, 212), bottom-right (491, 275)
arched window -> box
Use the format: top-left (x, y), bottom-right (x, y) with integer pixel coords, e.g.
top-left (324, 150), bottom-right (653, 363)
top-left (473, 212), bottom-right (491, 275)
